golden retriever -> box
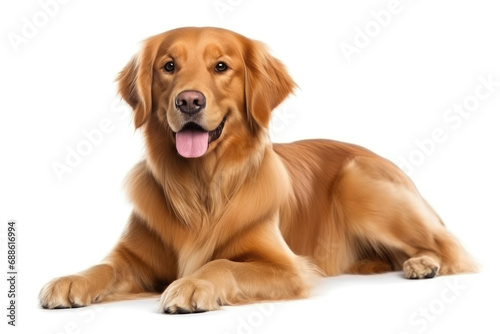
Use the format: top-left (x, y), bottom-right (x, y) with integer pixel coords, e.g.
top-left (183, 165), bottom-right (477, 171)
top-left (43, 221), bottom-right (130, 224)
top-left (39, 27), bottom-right (475, 313)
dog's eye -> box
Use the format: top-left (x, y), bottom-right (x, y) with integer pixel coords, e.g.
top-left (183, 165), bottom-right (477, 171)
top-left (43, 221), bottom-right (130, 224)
top-left (215, 62), bottom-right (228, 72)
top-left (164, 61), bottom-right (175, 72)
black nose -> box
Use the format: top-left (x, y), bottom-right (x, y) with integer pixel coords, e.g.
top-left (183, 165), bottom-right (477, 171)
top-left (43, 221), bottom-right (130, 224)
top-left (175, 90), bottom-right (206, 115)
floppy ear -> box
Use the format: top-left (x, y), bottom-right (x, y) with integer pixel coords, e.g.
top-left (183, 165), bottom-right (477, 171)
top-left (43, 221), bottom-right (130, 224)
top-left (244, 41), bottom-right (297, 133)
top-left (117, 41), bottom-right (158, 129)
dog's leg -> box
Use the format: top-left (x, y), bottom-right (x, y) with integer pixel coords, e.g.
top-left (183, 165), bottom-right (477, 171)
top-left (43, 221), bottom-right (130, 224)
top-left (39, 262), bottom-right (126, 309)
top-left (347, 259), bottom-right (393, 274)
top-left (160, 222), bottom-right (320, 314)
top-left (39, 213), bottom-right (174, 308)
top-left (336, 158), bottom-right (476, 279)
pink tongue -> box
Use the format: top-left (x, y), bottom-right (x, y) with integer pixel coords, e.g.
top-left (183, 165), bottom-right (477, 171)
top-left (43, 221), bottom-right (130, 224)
top-left (175, 130), bottom-right (209, 158)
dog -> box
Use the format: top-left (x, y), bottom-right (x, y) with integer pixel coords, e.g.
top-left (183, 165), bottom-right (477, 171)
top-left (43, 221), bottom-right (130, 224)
top-left (39, 27), bottom-right (475, 313)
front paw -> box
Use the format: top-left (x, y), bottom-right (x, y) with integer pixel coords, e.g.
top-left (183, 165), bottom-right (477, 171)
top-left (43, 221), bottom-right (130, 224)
top-left (160, 277), bottom-right (221, 314)
top-left (39, 275), bottom-right (101, 309)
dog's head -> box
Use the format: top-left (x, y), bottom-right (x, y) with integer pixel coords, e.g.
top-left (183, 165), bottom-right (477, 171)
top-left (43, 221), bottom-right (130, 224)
top-left (117, 27), bottom-right (295, 158)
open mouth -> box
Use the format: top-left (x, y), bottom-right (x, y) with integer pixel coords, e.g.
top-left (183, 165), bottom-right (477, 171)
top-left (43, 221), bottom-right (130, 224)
top-left (174, 114), bottom-right (227, 158)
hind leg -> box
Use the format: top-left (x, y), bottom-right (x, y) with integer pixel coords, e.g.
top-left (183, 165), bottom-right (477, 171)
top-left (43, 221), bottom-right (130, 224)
top-left (337, 158), bottom-right (475, 278)
top-left (347, 259), bottom-right (393, 274)
top-left (403, 253), bottom-right (440, 279)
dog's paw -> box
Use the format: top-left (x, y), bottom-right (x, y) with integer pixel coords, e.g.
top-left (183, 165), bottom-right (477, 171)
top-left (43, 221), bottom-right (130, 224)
top-left (160, 277), bottom-right (221, 314)
top-left (403, 256), bottom-right (440, 279)
top-left (39, 275), bottom-right (101, 309)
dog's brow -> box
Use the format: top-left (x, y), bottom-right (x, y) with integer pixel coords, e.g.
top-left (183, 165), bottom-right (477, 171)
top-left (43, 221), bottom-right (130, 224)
top-left (161, 43), bottom-right (188, 62)
top-left (203, 44), bottom-right (225, 59)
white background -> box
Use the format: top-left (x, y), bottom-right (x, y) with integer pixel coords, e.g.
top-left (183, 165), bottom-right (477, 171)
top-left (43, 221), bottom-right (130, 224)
top-left (1, 0), bottom-right (499, 333)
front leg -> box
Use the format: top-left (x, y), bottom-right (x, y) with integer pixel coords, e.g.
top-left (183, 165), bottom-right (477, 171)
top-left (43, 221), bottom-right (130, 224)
top-left (39, 239), bottom-right (155, 309)
top-left (39, 263), bottom-right (122, 308)
top-left (40, 213), bottom-right (176, 308)
top-left (160, 224), bottom-right (320, 313)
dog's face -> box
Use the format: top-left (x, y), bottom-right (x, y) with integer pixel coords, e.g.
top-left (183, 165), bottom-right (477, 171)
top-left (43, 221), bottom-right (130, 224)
top-left (118, 27), bottom-right (295, 158)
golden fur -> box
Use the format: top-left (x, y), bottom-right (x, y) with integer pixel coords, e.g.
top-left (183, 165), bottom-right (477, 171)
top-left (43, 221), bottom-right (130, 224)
top-left (39, 27), bottom-right (475, 313)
